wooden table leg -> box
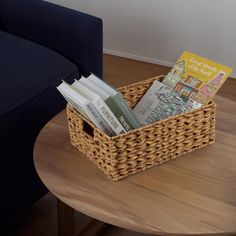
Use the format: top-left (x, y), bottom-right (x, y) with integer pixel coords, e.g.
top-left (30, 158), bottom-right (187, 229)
top-left (57, 198), bottom-right (108, 236)
top-left (79, 219), bottom-right (108, 236)
top-left (57, 198), bottom-right (76, 236)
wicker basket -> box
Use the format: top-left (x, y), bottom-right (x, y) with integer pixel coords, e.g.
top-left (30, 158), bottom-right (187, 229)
top-left (67, 75), bottom-right (216, 181)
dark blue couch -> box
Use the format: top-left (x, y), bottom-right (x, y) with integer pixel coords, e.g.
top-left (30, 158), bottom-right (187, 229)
top-left (0, 0), bottom-right (102, 232)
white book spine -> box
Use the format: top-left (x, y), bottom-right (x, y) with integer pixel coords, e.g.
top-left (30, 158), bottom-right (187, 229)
top-left (57, 82), bottom-right (114, 136)
top-left (70, 80), bottom-right (117, 136)
top-left (57, 85), bottom-right (87, 116)
top-left (91, 98), bottom-right (126, 135)
top-left (77, 79), bottom-right (126, 134)
top-left (83, 103), bottom-right (115, 136)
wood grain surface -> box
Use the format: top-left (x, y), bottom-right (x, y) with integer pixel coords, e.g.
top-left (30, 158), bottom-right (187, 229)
top-left (34, 77), bottom-right (236, 235)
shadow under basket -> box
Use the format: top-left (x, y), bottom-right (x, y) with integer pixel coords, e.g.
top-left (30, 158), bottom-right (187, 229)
top-left (67, 75), bottom-right (216, 181)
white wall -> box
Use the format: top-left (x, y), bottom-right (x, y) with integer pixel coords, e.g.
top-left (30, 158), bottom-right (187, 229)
top-left (47, 0), bottom-right (236, 78)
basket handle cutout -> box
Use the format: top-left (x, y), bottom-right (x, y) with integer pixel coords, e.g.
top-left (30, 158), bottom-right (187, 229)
top-left (83, 121), bottom-right (94, 138)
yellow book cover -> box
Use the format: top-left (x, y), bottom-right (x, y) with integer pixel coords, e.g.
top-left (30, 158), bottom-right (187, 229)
top-left (162, 51), bottom-right (232, 106)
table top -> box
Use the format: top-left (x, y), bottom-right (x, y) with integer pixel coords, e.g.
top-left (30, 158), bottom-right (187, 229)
top-left (34, 95), bottom-right (236, 235)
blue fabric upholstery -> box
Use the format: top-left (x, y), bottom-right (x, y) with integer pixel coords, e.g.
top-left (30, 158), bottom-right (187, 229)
top-left (0, 0), bottom-right (103, 78)
top-left (0, 0), bottom-right (103, 233)
top-left (0, 30), bottom-right (79, 115)
top-left (1, 87), bottom-right (66, 233)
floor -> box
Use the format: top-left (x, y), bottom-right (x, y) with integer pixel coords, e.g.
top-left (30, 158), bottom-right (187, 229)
top-left (16, 54), bottom-right (236, 236)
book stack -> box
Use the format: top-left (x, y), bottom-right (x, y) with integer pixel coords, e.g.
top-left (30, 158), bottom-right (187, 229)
top-left (57, 74), bottom-right (141, 136)
top-left (57, 51), bottom-right (232, 136)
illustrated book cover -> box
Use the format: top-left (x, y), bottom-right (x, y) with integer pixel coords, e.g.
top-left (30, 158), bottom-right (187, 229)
top-left (162, 51), bottom-right (232, 109)
top-left (133, 80), bottom-right (188, 125)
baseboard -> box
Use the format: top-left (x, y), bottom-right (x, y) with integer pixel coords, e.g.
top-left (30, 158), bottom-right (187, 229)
top-left (104, 48), bottom-right (236, 79)
top-left (104, 48), bottom-right (174, 68)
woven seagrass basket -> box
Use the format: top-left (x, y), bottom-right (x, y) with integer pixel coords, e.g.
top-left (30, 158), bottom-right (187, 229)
top-left (67, 75), bottom-right (216, 181)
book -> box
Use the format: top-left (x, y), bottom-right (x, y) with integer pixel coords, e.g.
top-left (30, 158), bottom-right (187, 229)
top-left (57, 81), bottom-right (115, 136)
top-left (83, 74), bottom-right (141, 130)
top-left (133, 80), bottom-right (188, 125)
top-left (162, 51), bottom-right (232, 109)
top-left (57, 82), bottom-right (88, 116)
top-left (77, 77), bottom-right (126, 135)
top-left (71, 80), bottom-right (116, 136)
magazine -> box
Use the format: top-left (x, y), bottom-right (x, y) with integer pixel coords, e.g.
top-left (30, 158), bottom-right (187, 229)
top-left (133, 80), bottom-right (188, 125)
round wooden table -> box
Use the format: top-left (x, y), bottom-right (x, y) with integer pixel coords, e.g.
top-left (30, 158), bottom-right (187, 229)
top-left (34, 95), bottom-right (236, 236)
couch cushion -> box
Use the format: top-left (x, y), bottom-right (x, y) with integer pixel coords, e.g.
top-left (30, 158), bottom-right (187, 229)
top-left (0, 30), bottom-right (79, 115)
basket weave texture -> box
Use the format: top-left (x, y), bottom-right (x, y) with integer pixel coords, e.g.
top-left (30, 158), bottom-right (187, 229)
top-left (67, 76), bottom-right (216, 181)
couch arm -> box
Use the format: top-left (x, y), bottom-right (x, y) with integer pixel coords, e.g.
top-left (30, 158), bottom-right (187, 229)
top-left (0, 0), bottom-right (103, 78)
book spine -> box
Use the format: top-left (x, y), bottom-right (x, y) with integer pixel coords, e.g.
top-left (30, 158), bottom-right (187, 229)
top-left (83, 103), bottom-right (115, 137)
top-left (64, 95), bottom-right (87, 117)
top-left (105, 97), bottom-right (134, 131)
top-left (57, 84), bottom-right (115, 136)
top-left (61, 93), bottom-right (113, 135)
top-left (57, 86), bottom-right (87, 117)
top-left (112, 93), bottom-right (141, 128)
top-left (92, 99), bottom-right (126, 135)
